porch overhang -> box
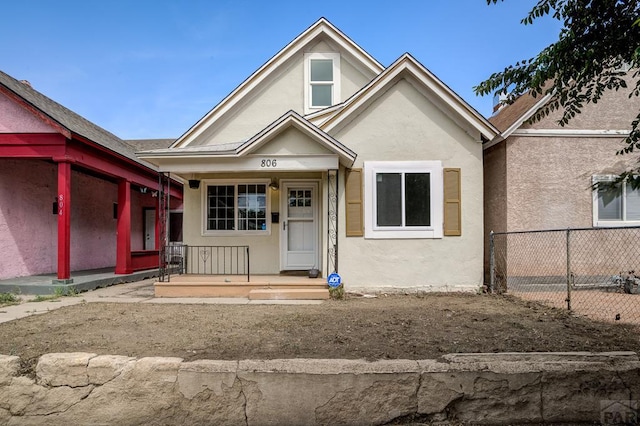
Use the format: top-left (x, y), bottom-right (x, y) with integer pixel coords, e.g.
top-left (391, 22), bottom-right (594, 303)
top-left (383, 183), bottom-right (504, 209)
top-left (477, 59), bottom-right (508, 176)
top-left (141, 153), bottom-right (340, 175)
top-left (138, 110), bottom-right (357, 174)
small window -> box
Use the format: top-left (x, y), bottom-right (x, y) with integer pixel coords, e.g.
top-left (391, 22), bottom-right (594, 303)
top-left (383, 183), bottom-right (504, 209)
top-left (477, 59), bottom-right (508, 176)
top-left (204, 181), bottom-right (269, 234)
top-left (593, 175), bottom-right (640, 226)
top-left (365, 161), bottom-right (443, 239)
top-left (304, 53), bottom-right (340, 113)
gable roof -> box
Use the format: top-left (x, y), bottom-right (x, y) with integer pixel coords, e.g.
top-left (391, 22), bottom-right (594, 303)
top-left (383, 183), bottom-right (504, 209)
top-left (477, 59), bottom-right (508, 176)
top-left (0, 70), bottom-right (155, 169)
top-left (171, 18), bottom-right (385, 149)
top-left (237, 110), bottom-right (356, 165)
top-left (318, 54), bottom-right (498, 141)
top-left (139, 110), bottom-right (356, 167)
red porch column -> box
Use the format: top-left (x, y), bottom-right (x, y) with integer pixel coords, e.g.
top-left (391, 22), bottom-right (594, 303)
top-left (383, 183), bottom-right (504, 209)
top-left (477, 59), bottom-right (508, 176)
top-left (115, 179), bottom-right (132, 274)
top-left (56, 160), bottom-right (73, 282)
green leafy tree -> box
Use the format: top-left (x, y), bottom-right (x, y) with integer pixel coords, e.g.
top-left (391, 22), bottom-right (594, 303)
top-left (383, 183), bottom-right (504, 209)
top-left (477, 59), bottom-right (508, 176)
top-left (475, 0), bottom-right (640, 157)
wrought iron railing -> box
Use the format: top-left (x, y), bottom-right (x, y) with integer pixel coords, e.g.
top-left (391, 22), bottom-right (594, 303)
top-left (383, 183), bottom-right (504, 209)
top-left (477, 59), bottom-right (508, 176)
top-left (160, 245), bottom-right (250, 282)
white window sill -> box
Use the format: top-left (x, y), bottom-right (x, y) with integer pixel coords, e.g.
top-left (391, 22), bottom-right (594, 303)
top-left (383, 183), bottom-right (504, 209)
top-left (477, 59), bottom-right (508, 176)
top-left (364, 228), bottom-right (442, 239)
top-left (594, 221), bottom-right (640, 228)
top-left (202, 230), bottom-right (271, 237)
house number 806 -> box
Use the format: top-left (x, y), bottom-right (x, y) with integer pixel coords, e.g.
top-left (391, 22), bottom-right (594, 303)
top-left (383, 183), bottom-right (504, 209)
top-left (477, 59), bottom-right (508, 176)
top-left (261, 159), bottom-right (277, 168)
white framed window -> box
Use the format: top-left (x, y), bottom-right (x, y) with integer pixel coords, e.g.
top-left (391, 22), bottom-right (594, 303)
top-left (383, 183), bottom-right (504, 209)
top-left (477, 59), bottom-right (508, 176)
top-left (304, 52), bottom-right (340, 113)
top-left (592, 175), bottom-right (640, 227)
top-left (202, 179), bottom-right (270, 236)
top-left (364, 161), bottom-right (443, 239)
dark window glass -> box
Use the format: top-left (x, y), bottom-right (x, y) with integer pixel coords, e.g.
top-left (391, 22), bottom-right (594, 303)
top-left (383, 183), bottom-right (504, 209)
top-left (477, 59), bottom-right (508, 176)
top-left (405, 173), bottom-right (430, 226)
top-left (376, 173), bottom-right (402, 226)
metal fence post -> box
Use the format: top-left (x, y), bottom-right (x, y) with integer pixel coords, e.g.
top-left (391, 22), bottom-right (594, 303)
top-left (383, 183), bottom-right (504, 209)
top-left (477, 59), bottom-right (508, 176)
top-left (489, 231), bottom-right (495, 293)
top-left (566, 228), bottom-right (572, 311)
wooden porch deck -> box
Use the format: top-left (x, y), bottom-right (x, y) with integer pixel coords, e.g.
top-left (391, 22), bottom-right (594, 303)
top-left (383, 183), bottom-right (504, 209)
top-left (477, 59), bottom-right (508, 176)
top-left (154, 274), bottom-right (329, 300)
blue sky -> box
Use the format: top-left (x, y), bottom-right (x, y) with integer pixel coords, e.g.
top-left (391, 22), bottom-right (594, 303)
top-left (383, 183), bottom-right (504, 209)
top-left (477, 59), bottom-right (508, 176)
top-left (1, 1), bottom-right (562, 140)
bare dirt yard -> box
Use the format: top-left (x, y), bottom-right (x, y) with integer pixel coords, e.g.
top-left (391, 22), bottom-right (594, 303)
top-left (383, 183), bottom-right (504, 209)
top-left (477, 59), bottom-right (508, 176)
top-left (1, 293), bottom-right (639, 374)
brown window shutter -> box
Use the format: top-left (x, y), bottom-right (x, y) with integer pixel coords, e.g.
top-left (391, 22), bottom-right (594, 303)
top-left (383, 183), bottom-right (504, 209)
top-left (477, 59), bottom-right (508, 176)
top-left (345, 168), bottom-right (363, 237)
top-left (443, 168), bottom-right (461, 236)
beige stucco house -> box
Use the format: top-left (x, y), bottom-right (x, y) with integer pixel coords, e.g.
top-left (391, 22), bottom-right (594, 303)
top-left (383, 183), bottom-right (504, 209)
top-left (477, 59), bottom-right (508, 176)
top-left (140, 18), bottom-right (497, 292)
top-left (484, 78), bottom-right (640, 279)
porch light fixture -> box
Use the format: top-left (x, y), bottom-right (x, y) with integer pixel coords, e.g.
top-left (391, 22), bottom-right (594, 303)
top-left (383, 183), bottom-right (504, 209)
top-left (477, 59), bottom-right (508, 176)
top-left (139, 187), bottom-right (148, 194)
top-left (188, 179), bottom-right (201, 189)
top-left (269, 179), bottom-right (279, 191)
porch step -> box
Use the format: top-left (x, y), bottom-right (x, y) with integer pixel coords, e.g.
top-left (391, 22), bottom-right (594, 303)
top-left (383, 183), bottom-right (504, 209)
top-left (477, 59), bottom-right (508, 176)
top-left (154, 275), bottom-right (328, 298)
top-left (248, 288), bottom-right (330, 300)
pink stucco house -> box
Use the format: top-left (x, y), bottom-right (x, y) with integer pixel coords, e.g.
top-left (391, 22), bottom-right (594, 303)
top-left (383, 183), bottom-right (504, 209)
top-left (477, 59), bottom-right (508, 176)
top-left (0, 70), bottom-right (183, 283)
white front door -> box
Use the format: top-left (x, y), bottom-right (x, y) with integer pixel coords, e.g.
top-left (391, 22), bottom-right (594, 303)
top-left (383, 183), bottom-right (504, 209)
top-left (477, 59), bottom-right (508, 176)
top-left (280, 181), bottom-right (319, 270)
top-left (144, 208), bottom-right (156, 250)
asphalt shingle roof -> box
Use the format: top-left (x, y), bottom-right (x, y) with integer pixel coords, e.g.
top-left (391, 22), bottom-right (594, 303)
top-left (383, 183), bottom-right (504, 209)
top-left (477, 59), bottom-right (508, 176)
top-left (489, 92), bottom-right (542, 133)
top-left (126, 138), bottom-right (176, 151)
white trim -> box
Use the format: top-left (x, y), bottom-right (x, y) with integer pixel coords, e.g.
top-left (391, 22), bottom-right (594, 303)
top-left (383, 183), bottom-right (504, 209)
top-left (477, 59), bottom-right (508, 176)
top-left (152, 155), bottom-right (340, 174)
top-left (484, 127), bottom-right (632, 150)
top-left (511, 129), bottom-right (631, 137)
top-left (592, 175), bottom-right (640, 227)
top-left (364, 161), bottom-right (443, 239)
top-left (200, 178), bottom-right (272, 237)
top-left (279, 180), bottom-right (322, 270)
top-left (304, 52), bottom-right (341, 114)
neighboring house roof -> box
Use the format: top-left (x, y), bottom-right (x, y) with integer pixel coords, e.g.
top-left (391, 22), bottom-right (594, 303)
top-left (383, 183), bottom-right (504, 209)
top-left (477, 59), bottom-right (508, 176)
top-left (0, 70), bottom-right (156, 170)
top-left (318, 53), bottom-right (499, 141)
top-left (126, 138), bottom-right (176, 151)
top-left (488, 90), bottom-right (552, 140)
top-left (171, 17), bottom-right (385, 149)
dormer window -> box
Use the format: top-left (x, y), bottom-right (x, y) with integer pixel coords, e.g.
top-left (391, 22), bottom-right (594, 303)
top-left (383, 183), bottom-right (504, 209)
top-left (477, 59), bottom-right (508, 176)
top-left (304, 52), bottom-right (340, 113)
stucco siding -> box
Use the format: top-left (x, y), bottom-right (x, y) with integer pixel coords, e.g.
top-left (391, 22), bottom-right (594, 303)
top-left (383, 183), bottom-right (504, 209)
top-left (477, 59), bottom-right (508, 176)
top-left (333, 78), bottom-right (484, 290)
top-left (483, 142), bottom-right (507, 280)
top-left (69, 172), bottom-right (118, 271)
top-left (0, 160), bottom-right (57, 279)
top-left (200, 57), bottom-right (304, 146)
top-left (525, 79), bottom-right (640, 131)
top-left (0, 159), bottom-right (158, 279)
top-left (0, 91), bottom-right (57, 133)
top-left (505, 136), bottom-right (635, 232)
top-left (252, 127), bottom-right (334, 156)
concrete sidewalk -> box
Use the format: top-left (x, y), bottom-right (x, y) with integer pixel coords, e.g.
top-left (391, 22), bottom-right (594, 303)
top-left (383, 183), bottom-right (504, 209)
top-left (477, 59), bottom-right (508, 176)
top-left (0, 278), bottom-right (323, 324)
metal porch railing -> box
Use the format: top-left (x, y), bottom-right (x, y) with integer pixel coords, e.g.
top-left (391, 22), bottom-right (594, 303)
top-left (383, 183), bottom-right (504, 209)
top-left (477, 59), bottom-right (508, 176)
top-left (160, 245), bottom-right (250, 282)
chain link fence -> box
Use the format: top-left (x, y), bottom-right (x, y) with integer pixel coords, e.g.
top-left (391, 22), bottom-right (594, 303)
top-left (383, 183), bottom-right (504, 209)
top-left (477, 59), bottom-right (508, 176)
top-left (490, 226), bottom-right (640, 325)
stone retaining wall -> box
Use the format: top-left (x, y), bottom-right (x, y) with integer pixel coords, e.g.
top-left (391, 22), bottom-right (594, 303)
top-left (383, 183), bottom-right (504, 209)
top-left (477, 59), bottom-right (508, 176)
top-left (1, 352), bottom-right (639, 425)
